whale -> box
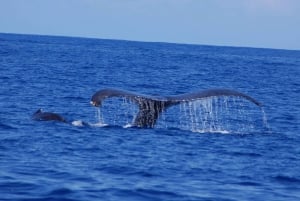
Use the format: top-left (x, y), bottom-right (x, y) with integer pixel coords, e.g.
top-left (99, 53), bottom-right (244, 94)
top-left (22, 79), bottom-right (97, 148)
top-left (32, 109), bottom-right (67, 123)
top-left (32, 109), bottom-right (90, 126)
top-left (90, 88), bottom-right (262, 128)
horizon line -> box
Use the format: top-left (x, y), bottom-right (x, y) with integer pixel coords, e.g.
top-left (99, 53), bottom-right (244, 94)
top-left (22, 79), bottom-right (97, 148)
top-left (1, 31), bottom-right (299, 52)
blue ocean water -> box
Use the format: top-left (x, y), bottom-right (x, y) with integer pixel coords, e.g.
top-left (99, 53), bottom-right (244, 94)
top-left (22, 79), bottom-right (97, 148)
top-left (0, 33), bottom-right (299, 201)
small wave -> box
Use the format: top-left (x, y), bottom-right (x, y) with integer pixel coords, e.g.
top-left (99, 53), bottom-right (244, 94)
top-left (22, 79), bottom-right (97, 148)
top-left (0, 122), bottom-right (17, 130)
top-left (99, 187), bottom-right (186, 201)
top-left (236, 181), bottom-right (262, 186)
top-left (231, 151), bottom-right (262, 157)
top-left (273, 175), bottom-right (300, 184)
top-left (134, 188), bottom-right (187, 200)
top-left (47, 187), bottom-right (73, 196)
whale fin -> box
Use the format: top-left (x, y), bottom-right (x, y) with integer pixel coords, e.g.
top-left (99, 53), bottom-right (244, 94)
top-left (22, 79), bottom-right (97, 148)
top-left (34, 108), bottom-right (43, 115)
top-left (90, 88), bottom-right (261, 128)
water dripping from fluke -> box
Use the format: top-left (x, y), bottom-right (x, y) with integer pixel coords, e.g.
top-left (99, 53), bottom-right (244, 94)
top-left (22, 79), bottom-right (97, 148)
top-left (260, 107), bottom-right (272, 134)
top-left (91, 107), bottom-right (108, 127)
top-left (90, 97), bottom-right (138, 128)
top-left (90, 88), bottom-right (267, 133)
top-left (165, 97), bottom-right (263, 134)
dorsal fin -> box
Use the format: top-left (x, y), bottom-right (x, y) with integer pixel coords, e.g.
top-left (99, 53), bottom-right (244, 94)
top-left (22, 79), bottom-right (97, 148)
top-left (34, 108), bottom-right (42, 114)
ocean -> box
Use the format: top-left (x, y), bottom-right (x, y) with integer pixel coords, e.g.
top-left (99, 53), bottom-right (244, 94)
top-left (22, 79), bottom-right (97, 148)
top-left (0, 33), bottom-right (299, 201)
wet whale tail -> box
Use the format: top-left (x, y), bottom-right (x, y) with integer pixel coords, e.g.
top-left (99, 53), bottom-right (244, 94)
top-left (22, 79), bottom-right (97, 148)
top-left (90, 88), bottom-right (262, 128)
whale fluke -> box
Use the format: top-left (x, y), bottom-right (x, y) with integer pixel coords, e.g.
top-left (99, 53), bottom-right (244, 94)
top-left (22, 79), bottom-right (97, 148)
top-left (32, 109), bottom-right (67, 123)
top-left (90, 88), bottom-right (262, 128)
top-left (167, 89), bottom-right (262, 107)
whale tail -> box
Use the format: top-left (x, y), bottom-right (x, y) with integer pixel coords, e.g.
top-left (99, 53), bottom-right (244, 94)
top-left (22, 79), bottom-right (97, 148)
top-left (90, 88), bottom-right (262, 128)
top-left (133, 99), bottom-right (174, 128)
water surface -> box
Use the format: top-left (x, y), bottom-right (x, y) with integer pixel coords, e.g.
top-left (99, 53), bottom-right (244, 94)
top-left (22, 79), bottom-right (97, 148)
top-left (0, 33), bottom-right (299, 201)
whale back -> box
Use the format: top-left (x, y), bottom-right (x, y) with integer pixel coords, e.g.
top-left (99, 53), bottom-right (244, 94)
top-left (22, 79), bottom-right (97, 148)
top-left (32, 109), bottom-right (67, 123)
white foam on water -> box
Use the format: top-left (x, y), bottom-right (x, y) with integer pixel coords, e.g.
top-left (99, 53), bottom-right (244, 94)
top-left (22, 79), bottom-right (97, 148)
top-left (71, 120), bottom-right (85, 127)
top-left (192, 129), bottom-right (231, 134)
top-left (90, 122), bottom-right (109, 127)
top-left (123, 123), bottom-right (134, 128)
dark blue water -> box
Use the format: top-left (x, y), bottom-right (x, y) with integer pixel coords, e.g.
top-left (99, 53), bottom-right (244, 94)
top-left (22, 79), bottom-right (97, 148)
top-left (1, 33), bottom-right (299, 201)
